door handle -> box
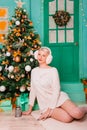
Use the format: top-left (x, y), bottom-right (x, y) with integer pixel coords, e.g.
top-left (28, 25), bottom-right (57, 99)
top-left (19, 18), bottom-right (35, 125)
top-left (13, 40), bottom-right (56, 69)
top-left (75, 42), bottom-right (78, 46)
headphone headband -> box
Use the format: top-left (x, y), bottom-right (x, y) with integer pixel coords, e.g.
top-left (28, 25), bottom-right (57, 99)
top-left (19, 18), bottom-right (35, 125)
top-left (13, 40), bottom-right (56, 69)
top-left (39, 47), bottom-right (51, 54)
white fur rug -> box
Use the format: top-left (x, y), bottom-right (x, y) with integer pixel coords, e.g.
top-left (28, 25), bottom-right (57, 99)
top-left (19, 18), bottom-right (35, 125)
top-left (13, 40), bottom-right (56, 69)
top-left (32, 110), bottom-right (87, 130)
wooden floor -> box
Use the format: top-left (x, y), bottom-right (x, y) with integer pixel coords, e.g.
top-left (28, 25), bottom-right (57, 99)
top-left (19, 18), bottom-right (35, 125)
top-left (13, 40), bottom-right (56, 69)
top-left (0, 110), bottom-right (45, 130)
top-left (0, 108), bottom-right (87, 130)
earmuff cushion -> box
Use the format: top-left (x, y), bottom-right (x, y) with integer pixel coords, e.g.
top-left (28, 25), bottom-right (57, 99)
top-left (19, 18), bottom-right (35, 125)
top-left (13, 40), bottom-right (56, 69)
top-left (34, 50), bottom-right (38, 59)
top-left (46, 54), bottom-right (53, 64)
top-left (34, 47), bottom-right (53, 64)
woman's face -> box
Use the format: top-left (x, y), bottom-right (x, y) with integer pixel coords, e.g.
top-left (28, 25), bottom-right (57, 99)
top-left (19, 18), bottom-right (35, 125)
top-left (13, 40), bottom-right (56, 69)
top-left (37, 49), bottom-right (49, 65)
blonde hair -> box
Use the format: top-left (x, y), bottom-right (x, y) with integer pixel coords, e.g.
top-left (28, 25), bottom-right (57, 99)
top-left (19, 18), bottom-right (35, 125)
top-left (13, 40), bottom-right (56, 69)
top-left (39, 47), bottom-right (51, 55)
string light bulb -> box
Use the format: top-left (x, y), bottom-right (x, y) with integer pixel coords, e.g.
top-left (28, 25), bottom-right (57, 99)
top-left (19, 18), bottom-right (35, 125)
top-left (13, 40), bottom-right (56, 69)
top-left (80, 0), bottom-right (87, 27)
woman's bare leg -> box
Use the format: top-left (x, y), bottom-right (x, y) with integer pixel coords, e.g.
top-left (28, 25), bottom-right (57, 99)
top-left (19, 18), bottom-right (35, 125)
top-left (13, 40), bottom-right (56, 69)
top-left (79, 106), bottom-right (87, 113)
top-left (61, 100), bottom-right (87, 119)
top-left (51, 107), bottom-right (74, 123)
top-left (51, 100), bottom-right (87, 122)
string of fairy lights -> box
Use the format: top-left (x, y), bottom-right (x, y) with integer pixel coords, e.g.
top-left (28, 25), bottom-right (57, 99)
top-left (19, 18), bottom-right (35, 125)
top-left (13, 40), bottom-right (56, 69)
top-left (80, 0), bottom-right (87, 27)
top-left (31, 0), bottom-right (87, 29)
top-left (29, 0), bottom-right (44, 31)
top-left (36, 0), bottom-right (44, 29)
top-left (14, 0), bottom-right (44, 33)
top-left (14, 0), bottom-right (87, 28)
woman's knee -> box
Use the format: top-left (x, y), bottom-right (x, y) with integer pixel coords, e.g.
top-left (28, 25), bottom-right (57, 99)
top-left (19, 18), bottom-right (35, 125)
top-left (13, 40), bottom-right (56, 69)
top-left (51, 110), bottom-right (73, 123)
top-left (71, 107), bottom-right (84, 119)
top-left (60, 114), bottom-right (73, 123)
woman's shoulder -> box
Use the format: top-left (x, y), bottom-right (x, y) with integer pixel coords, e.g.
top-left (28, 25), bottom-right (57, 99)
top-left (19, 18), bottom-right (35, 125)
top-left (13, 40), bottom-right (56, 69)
top-left (51, 67), bottom-right (58, 73)
top-left (31, 66), bottom-right (58, 73)
top-left (51, 67), bottom-right (58, 71)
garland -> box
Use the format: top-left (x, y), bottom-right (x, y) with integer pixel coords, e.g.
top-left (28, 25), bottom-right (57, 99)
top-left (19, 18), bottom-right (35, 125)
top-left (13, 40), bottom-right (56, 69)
top-left (53, 10), bottom-right (71, 26)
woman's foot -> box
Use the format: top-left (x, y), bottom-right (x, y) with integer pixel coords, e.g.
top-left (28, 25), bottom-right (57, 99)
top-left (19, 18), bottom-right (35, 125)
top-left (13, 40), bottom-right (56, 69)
top-left (79, 104), bottom-right (87, 114)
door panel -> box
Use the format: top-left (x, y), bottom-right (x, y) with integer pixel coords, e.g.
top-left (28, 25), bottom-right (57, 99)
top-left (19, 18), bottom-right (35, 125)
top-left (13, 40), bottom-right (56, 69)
top-left (44, 0), bottom-right (79, 82)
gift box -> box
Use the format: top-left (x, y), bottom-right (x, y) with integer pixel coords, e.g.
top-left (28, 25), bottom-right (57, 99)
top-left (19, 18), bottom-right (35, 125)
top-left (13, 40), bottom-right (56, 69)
top-left (0, 98), bottom-right (12, 112)
top-left (16, 93), bottom-right (29, 111)
top-left (16, 93), bottom-right (39, 111)
top-left (0, 98), bottom-right (12, 107)
top-left (0, 105), bottom-right (12, 112)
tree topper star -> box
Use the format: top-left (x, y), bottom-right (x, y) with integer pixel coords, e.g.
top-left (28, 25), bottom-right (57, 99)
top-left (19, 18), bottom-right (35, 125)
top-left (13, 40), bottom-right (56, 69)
top-left (15, 0), bottom-right (25, 8)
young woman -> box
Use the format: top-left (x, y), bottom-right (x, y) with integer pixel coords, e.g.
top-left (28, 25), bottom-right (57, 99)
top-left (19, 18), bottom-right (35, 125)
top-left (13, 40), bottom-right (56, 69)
top-left (23, 46), bottom-right (87, 123)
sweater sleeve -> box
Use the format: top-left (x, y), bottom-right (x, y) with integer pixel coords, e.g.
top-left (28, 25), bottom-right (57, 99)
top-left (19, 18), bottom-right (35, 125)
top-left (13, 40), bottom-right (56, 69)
top-left (29, 70), bottom-right (36, 107)
top-left (49, 68), bottom-right (60, 109)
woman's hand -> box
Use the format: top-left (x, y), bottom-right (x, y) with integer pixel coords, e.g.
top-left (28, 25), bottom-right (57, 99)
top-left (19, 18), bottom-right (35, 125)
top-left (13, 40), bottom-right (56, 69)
top-left (22, 109), bottom-right (32, 115)
top-left (22, 105), bottom-right (32, 115)
top-left (38, 108), bottom-right (53, 120)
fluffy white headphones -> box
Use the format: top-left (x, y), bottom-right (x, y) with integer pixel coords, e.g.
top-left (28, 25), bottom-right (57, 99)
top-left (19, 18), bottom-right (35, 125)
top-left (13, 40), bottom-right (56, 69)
top-left (34, 47), bottom-right (53, 64)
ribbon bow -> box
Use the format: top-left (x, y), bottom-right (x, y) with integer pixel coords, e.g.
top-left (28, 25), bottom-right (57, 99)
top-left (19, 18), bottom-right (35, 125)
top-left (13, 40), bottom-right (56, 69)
top-left (13, 50), bottom-right (21, 57)
top-left (17, 93), bottom-right (29, 111)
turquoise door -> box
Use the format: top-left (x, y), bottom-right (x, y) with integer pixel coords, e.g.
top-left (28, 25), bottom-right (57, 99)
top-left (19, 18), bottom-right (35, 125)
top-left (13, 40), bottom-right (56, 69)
top-left (44, 0), bottom-right (79, 82)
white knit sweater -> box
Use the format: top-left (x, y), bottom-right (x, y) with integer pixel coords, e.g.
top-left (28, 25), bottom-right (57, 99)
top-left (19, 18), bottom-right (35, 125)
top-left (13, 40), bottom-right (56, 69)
top-left (29, 67), bottom-right (69, 112)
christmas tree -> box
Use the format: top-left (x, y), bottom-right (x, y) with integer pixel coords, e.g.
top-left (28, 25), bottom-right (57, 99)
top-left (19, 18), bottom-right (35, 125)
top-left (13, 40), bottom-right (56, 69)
top-left (0, 0), bottom-right (41, 100)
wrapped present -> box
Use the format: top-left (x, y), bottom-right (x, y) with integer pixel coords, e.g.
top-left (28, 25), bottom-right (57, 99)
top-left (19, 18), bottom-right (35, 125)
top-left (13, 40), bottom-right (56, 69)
top-left (0, 98), bottom-right (12, 107)
top-left (16, 93), bottom-right (29, 111)
top-left (16, 93), bottom-right (39, 111)
top-left (0, 105), bottom-right (12, 112)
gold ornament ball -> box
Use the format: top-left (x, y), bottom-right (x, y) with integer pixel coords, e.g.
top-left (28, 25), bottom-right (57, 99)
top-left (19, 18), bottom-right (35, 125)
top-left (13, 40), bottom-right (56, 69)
top-left (22, 15), bottom-right (26, 18)
top-left (14, 66), bottom-right (19, 73)
top-left (15, 56), bottom-right (21, 62)
top-left (24, 58), bottom-right (26, 61)
top-left (23, 43), bottom-right (27, 46)
top-left (16, 86), bottom-right (19, 89)
top-left (18, 14), bottom-right (21, 17)
top-left (21, 19), bottom-right (24, 23)
top-left (2, 48), bottom-right (5, 52)
top-left (7, 48), bottom-right (11, 52)
top-left (22, 28), bottom-right (25, 32)
top-left (34, 44), bottom-right (38, 49)
top-left (21, 74), bottom-right (25, 78)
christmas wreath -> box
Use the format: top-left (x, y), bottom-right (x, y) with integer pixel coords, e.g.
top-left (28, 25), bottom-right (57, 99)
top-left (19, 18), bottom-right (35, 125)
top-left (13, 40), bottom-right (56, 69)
top-left (52, 10), bottom-right (71, 26)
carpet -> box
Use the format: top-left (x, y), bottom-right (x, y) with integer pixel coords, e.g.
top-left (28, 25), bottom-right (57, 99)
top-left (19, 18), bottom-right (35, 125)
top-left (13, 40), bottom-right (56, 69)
top-left (32, 110), bottom-right (87, 130)
top-left (0, 111), bottom-right (45, 130)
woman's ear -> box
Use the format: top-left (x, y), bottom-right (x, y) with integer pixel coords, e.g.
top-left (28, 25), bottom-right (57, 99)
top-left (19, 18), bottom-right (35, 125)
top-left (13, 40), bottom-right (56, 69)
top-left (34, 50), bottom-right (38, 59)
